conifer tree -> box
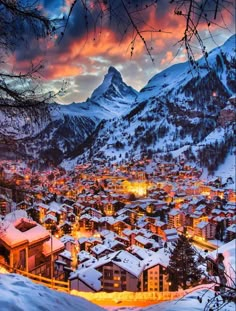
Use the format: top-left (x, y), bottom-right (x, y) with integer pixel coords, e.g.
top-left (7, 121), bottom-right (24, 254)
top-left (167, 235), bottom-right (202, 290)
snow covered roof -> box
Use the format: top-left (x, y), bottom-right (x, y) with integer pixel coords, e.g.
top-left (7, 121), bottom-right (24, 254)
top-left (42, 236), bottom-right (65, 256)
top-left (91, 244), bottom-right (111, 255)
top-left (42, 214), bottom-right (57, 223)
top-left (169, 209), bottom-right (181, 216)
top-left (226, 224), bottom-right (236, 233)
top-left (164, 228), bottom-right (178, 236)
top-left (77, 250), bottom-right (95, 263)
top-left (4, 210), bottom-right (28, 223)
top-left (59, 250), bottom-right (72, 261)
top-left (89, 250), bottom-right (144, 278)
top-left (135, 235), bottom-right (152, 246)
top-left (69, 267), bottom-right (102, 291)
top-left (129, 245), bottom-right (156, 260)
top-left (197, 221), bottom-right (209, 229)
top-left (0, 217), bottom-right (50, 248)
top-left (142, 247), bottom-right (170, 269)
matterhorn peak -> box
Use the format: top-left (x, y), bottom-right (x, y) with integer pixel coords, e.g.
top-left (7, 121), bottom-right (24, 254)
top-left (107, 66), bottom-right (121, 76)
top-left (90, 66), bottom-right (137, 101)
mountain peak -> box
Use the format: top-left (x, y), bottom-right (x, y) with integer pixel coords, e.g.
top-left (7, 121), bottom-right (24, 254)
top-left (107, 66), bottom-right (121, 76)
top-left (90, 66), bottom-right (137, 102)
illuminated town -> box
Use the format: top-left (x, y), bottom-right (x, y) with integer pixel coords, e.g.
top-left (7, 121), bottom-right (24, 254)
top-left (0, 157), bottom-right (235, 307)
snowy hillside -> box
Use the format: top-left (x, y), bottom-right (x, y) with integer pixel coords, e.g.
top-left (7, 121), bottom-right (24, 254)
top-left (139, 34), bottom-right (235, 102)
top-left (0, 35), bottom-right (235, 171)
top-left (0, 273), bottom-right (104, 311)
top-left (70, 34), bottom-right (235, 177)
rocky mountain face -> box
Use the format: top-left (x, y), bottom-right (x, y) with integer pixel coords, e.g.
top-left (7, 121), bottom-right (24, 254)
top-left (0, 35), bottom-right (235, 171)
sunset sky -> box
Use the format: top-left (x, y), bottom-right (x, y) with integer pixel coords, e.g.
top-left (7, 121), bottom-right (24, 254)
top-left (12, 0), bottom-right (235, 103)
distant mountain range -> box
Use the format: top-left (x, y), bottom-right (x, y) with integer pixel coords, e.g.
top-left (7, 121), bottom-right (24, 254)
top-left (0, 35), bottom-right (235, 173)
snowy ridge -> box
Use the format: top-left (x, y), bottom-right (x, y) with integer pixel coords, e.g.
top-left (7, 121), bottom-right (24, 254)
top-left (139, 34), bottom-right (236, 102)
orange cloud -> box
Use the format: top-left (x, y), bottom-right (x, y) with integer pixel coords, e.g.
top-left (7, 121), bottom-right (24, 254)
top-left (46, 64), bottom-right (83, 79)
top-left (161, 51), bottom-right (174, 65)
top-left (68, 29), bottom-right (145, 60)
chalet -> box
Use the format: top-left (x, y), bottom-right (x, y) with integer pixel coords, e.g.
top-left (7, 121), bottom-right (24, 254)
top-left (0, 210), bottom-right (64, 278)
top-left (55, 249), bottom-right (73, 280)
top-left (72, 202), bottom-right (84, 216)
top-left (78, 237), bottom-right (102, 253)
top-left (134, 235), bottom-right (153, 249)
top-left (67, 212), bottom-right (76, 223)
top-left (163, 228), bottom-right (178, 242)
top-left (60, 235), bottom-right (77, 253)
top-left (90, 244), bottom-right (114, 259)
top-left (59, 221), bottom-right (72, 235)
top-left (111, 219), bottom-right (131, 235)
top-left (149, 220), bottom-right (167, 238)
top-left (42, 214), bottom-right (58, 231)
top-left (89, 250), bottom-right (143, 292)
top-left (80, 214), bottom-right (99, 233)
top-left (122, 228), bottom-right (140, 245)
top-left (141, 248), bottom-right (170, 292)
top-left (195, 221), bottom-right (216, 240)
top-left (37, 202), bottom-right (49, 222)
top-left (168, 209), bottom-right (185, 229)
top-left (82, 206), bottom-right (103, 219)
top-left (225, 224), bottom-right (236, 242)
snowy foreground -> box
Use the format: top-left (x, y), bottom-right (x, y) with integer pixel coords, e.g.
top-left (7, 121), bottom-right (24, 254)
top-left (0, 273), bottom-right (235, 311)
top-left (142, 289), bottom-right (235, 311)
top-left (0, 273), bottom-right (105, 311)
top-left (105, 288), bottom-right (235, 311)
top-left (1, 238), bottom-right (235, 311)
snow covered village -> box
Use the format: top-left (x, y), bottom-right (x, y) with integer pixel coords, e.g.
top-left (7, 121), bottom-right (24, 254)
top-left (0, 1), bottom-right (235, 311)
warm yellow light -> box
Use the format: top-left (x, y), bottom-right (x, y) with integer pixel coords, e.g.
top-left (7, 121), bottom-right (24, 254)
top-left (123, 181), bottom-right (148, 197)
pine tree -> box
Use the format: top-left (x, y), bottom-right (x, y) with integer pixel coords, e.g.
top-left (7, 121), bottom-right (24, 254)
top-left (167, 235), bottom-right (202, 290)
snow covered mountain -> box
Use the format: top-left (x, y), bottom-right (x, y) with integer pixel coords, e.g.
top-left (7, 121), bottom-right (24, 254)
top-left (0, 35), bottom-right (235, 171)
top-left (0, 66), bottom-right (138, 165)
top-left (69, 35), bottom-right (235, 175)
top-left (139, 34), bottom-right (235, 102)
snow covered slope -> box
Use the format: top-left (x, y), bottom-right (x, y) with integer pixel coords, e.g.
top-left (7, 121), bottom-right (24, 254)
top-left (71, 35), bottom-right (235, 176)
top-left (0, 273), bottom-right (104, 311)
top-left (139, 34), bottom-right (235, 101)
top-left (0, 35), bottom-right (235, 170)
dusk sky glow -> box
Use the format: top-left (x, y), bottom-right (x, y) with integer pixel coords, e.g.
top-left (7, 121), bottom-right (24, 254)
top-left (11, 0), bottom-right (235, 103)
